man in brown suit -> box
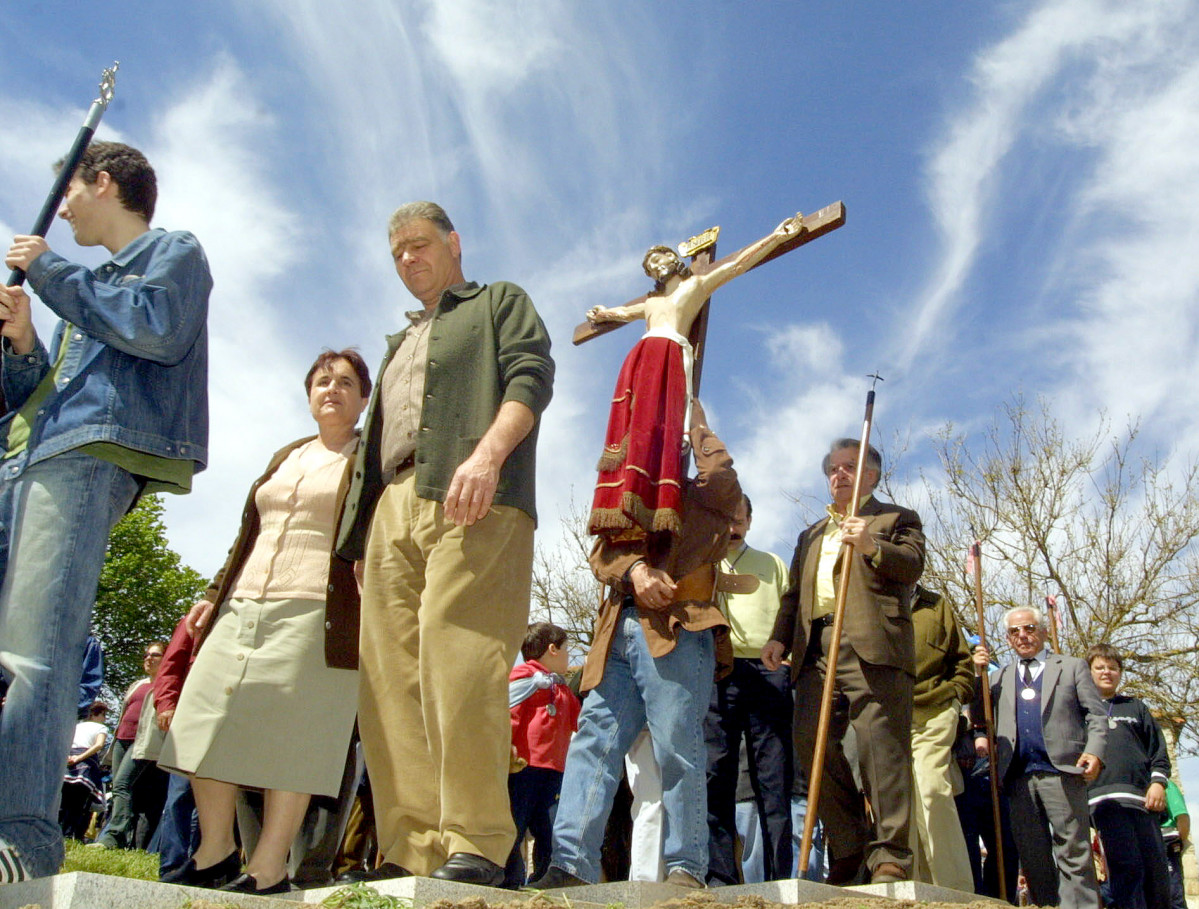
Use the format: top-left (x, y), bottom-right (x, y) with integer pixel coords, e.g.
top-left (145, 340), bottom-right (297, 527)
top-left (762, 438), bottom-right (924, 885)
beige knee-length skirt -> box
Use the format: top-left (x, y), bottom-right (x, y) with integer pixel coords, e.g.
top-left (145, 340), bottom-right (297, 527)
top-left (159, 596), bottom-right (357, 797)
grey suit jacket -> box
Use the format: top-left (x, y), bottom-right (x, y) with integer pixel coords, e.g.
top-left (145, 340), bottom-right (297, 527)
top-left (989, 652), bottom-right (1108, 780)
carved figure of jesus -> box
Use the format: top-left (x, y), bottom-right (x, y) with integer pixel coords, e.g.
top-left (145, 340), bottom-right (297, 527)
top-left (588, 214), bottom-right (803, 538)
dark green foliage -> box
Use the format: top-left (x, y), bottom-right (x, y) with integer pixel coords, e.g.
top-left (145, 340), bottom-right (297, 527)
top-left (91, 495), bottom-right (207, 703)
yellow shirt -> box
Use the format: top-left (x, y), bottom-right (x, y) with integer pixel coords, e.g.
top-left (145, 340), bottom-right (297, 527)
top-left (812, 495), bottom-right (877, 619)
top-left (721, 544), bottom-right (790, 658)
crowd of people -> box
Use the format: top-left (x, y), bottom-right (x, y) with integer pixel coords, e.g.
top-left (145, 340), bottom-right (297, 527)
top-left (0, 139), bottom-right (1192, 909)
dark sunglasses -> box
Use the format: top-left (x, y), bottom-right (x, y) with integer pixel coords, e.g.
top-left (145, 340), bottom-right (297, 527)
top-left (1006, 623), bottom-right (1039, 636)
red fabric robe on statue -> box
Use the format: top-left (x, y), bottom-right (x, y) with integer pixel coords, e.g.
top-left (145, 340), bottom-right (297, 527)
top-left (588, 333), bottom-right (690, 537)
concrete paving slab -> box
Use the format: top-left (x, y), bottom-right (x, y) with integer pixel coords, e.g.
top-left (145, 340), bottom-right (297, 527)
top-left (849, 879), bottom-right (1005, 903)
top-left (0, 870), bottom-right (298, 909)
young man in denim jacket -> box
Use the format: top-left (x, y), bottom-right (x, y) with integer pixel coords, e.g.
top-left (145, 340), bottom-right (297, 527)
top-left (0, 141), bottom-right (211, 881)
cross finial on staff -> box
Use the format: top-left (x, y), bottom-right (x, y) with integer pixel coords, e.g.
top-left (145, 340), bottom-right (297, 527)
top-left (867, 372), bottom-right (885, 391)
top-left (98, 62), bottom-right (119, 107)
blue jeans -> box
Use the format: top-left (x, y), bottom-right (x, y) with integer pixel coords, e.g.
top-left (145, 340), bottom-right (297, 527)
top-left (0, 450), bottom-right (138, 877)
top-left (789, 795), bottom-right (826, 881)
top-left (505, 766), bottom-right (562, 888)
top-left (735, 800), bottom-right (766, 883)
top-left (148, 773), bottom-right (197, 877)
top-left (1092, 801), bottom-right (1170, 909)
top-left (551, 605), bottom-right (714, 883)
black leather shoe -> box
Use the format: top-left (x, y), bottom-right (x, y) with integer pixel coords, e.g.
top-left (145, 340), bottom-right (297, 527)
top-left (430, 852), bottom-right (505, 887)
top-left (219, 872), bottom-right (292, 894)
top-left (161, 849), bottom-right (241, 888)
top-left (525, 865), bottom-right (587, 890)
top-left (337, 861), bottom-right (413, 883)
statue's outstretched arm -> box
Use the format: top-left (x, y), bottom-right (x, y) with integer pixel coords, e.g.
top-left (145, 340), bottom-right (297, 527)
top-left (587, 300), bottom-right (647, 324)
top-left (696, 212), bottom-right (805, 295)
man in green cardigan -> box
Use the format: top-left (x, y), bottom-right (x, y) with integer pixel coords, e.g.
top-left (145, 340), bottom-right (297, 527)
top-left (337, 201), bottom-right (554, 887)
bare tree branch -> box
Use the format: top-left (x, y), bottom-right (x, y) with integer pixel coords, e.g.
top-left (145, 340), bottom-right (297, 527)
top-left (916, 397), bottom-right (1199, 756)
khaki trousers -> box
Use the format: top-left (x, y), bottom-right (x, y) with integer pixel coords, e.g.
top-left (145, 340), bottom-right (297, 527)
top-left (358, 471), bottom-right (533, 874)
top-left (909, 699), bottom-right (974, 891)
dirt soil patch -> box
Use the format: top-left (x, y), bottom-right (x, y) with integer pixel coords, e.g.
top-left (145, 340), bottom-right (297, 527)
top-left (422, 892), bottom-right (1008, 909)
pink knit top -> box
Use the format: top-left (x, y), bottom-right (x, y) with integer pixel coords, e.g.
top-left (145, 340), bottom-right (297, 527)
top-left (230, 437), bottom-right (354, 601)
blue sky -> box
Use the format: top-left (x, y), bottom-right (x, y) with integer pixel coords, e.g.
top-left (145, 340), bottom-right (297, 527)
top-left (3, 2), bottom-right (1197, 793)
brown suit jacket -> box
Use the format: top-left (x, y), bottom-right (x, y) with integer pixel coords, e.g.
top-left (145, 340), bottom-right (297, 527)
top-left (770, 496), bottom-right (924, 675)
top-left (581, 420), bottom-right (741, 692)
top-left (197, 435), bottom-right (361, 670)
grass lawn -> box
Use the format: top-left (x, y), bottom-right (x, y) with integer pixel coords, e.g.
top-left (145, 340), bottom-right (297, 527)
top-left (58, 840), bottom-right (412, 907)
top-left (61, 838), bottom-right (159, 880)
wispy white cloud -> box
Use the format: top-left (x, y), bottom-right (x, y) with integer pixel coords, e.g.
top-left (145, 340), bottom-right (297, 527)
top-left (1050, 29), bottom-right (1199, 449)
top-left (244, 0), bottom-right (685, 562)
top-left (899, 0), bottom-right (1177, 374)
top-left (146, 59), bottom-right (314, 575)
top-left (721, 322), bottom-right (860, 551)
top-left (0, 60), bottom-right (312, 575)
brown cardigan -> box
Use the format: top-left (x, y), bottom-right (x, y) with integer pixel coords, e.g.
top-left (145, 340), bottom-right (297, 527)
top-left (197, 435), bottom-right (361, 670)
top-left (581, 417), bottom-right (741, 692)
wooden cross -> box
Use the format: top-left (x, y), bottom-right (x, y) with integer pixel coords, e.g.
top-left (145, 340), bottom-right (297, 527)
top-left (572, 201), bottom-right (846, 396)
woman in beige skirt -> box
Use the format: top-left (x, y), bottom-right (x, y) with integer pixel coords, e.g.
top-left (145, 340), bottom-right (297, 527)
top-left (158, 349), bottom-right (370, 895)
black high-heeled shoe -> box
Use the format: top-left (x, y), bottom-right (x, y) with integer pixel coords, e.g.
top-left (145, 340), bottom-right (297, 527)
top-left (219, 872), bottom-right (292, 894)
top-left (160, 849), bottom-right (241, 888)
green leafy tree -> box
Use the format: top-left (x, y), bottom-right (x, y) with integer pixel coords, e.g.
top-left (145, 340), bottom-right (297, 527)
top-left (91, 495), bottom-right (207, 703)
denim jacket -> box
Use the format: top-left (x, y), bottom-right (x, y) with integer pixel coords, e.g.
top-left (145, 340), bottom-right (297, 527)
top-left (0, 229), bottom-right (212, 469)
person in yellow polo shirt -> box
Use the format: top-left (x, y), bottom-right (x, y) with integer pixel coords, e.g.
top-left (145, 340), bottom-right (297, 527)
top-left (704, 495), bottom-right (795, 884)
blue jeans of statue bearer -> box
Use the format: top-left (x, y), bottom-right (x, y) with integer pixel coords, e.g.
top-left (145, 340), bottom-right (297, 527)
top-left (0, 450), bottom-right (138, 878)
top-left (550, 604), bottom-right (714, 883)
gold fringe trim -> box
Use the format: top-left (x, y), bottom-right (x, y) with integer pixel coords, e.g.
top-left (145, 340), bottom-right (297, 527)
top-left (588, 506), bottom-right (635, 532)
top-left (596, 434), bottom-right (630, 472)
top-left (588, 495), bottom-right (683, 538)
top-left (622, 492), bottom-right (682, 537)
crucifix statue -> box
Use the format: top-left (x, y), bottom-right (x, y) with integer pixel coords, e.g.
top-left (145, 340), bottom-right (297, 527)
top-left (584, 202), bottom-right (845, 539)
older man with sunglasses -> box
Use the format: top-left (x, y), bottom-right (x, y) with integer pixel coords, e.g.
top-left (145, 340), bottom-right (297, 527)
top-left (974, 607), bottom-right (1107, 909)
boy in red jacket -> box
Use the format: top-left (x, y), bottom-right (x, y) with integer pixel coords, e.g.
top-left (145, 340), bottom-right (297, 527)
top-left (505, 623), bottom-right (580, 888)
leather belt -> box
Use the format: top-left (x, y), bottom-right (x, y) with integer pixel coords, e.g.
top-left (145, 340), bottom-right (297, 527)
top-left (673, 563), bottom-right (717, 603)
top-left (803, 614), bottom-right (835, 664)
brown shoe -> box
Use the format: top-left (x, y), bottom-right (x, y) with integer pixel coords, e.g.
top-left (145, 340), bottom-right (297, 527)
top-left (665, 868), bottom-right (706, 889)
top-left (826, 852), bottom-right (864, 886)
top-left (870, 862), bottom-right (908, 884)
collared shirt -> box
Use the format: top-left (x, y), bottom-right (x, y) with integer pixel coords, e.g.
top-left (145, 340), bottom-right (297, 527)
top-left (721, 542), bottom-right (789, 658)
top-left (336, 280), bottom-right (554, 559)
top-left (1019, 651), bottom-right (1047, 682)
top-left (379, 306), bottom-right (435, 481)
top-left (813, 494), bottom-right (876, 619)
